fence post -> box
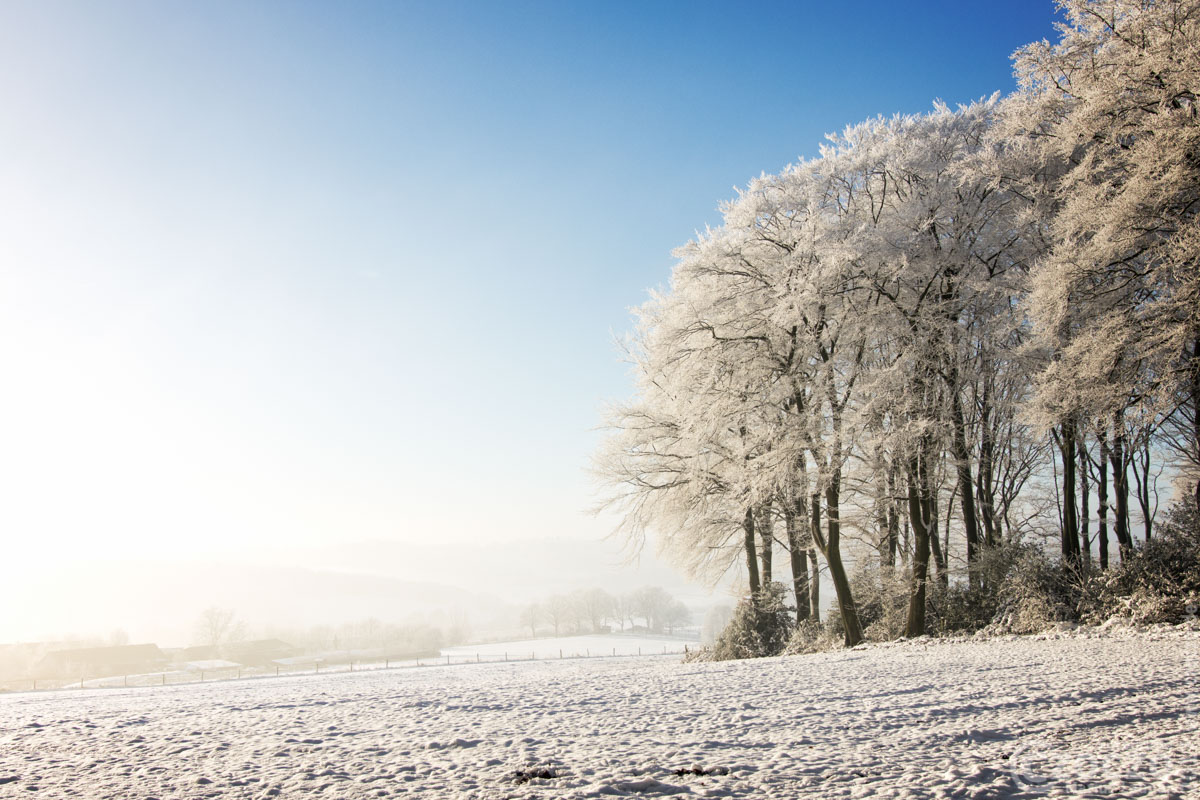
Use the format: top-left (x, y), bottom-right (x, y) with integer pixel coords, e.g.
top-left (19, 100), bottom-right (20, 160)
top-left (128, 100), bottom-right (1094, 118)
top-left (504, 652), bottom-right (507, 662)
top-left (124, 675), bottom-right (128, 688)
top-left (275, 666), bottom-right (280, 677)
top-left (162, 673), bottom-right (166, 686)
top-left (385, 659), bottom-right (389, 669)
top-left (446, 655), bottom-right (450, 666)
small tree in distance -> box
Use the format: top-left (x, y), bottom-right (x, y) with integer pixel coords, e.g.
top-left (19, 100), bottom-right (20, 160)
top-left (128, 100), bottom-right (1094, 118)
top-left (193, 607), bottom-right (245, 654)
top-left (664, 600), bottom-right (691, 635)
top-left (519, 603), bottom-right (541, 638)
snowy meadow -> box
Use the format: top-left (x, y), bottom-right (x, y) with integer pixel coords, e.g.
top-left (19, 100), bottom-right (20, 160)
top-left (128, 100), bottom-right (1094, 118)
top-left (2, 626), bottom-right (1197, 799)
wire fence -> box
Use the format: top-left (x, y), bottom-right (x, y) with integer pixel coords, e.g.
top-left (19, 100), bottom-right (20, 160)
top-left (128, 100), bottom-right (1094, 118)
top-left (0, 642), bottom-right (696, 694)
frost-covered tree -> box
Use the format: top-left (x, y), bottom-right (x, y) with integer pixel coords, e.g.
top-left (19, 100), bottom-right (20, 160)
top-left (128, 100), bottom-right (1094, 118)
top-left (597, 0), bottom-right (1200, 650)
top-left (1017, 0), bottom-right (1200, 512)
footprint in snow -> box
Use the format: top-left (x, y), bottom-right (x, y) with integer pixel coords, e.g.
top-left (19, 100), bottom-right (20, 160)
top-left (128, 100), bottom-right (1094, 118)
top-left (604, 777), bottom-right (691, 795)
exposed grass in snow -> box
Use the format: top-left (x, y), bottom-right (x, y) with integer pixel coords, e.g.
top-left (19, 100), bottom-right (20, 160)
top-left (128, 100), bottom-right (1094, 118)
top-left (0, 625), bottom-right (1197, 798)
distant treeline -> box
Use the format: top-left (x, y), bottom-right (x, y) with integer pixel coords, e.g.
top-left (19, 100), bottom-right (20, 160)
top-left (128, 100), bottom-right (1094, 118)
top-left (519, 586), bottom-right (691, 637)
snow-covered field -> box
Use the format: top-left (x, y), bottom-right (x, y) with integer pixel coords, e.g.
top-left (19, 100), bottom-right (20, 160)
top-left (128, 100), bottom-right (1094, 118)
top-left (1, 626), bottom-right (1197, 798)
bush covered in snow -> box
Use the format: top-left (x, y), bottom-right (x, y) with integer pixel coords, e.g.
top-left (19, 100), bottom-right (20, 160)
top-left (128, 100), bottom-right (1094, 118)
top-left (782, 619), bottom-right (839, 655)
top-left (936, 504), bottom-right (1200, 634)
top-left (701, 583), bottom-right (794, 661)
top-left (1079, 505), bottom-right (1200, 625)
top-left (833, 566), bottom-right (910, 642)
top-left (990, 547), bottom-right (1082, 633)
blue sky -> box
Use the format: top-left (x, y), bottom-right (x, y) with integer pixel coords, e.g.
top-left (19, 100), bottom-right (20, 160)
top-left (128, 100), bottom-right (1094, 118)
top-left (0, 0), bottom-right (1061, 634)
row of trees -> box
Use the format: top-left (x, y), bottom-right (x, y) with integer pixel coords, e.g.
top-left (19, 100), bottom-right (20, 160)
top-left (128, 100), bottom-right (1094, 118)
top-left (519, 586), bottom-right (691, 637)
top-left (194, 608), bottom-right (463, 657)
top-left (597, 0), bottom-right (1199, 647)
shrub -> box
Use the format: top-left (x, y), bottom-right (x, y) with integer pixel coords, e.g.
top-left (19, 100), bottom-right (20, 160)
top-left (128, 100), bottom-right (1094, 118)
top-left (838, 565), bottom-right (910, 642)
top-left (927, 543), bottom-right (1033, 635)
top-left (782, 619), bottom-right (839, 655)
top-left (990, 546), bottom-right (1083, 633)
top-left (705, 583), bottom-right (794, 661)
top-left (1080, 503), bottom-right (1200, 625)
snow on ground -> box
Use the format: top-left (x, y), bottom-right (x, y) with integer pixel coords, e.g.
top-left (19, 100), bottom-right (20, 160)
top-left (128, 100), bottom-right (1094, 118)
top-left (442, 634), bottom-right (697, 661)
top-left (1, 626), bottom-right (1197, 799)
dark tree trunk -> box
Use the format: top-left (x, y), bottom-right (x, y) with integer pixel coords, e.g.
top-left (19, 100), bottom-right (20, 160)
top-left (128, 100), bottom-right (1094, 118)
top-left (821, 475), bottom-right (863, 646)
top-left (810, 495), bottom-right (821, 623)
top-left (949, 388), bottom-right (982, 583)
top-left (930, 488), bottom-right (948, 589)
top-left (784, 504), bottom-right (810, 624)
top-left (1111, 412), bottom-right (1133, 558)
top-left (1191, 333), bottom-right (1200, 514)
top-left (905, 449), bottom-right (934, 638)
top-left (1078, 432), bottom-right (1091, 564)
top-left (977, 382), bottom-right (999, 549)
top-left (1059, 419), bottom-right (1081, 563)
top-left (758, 503), bottom-right (773, 585)
top-left (886, 462), bottom-right (900, 567)
top-left (743, 506), bottom-right (761, 599)
top-left (1133, 437), bottom-right (1153, 541)
top-left (809, 548), bottom-right (821, 623)
top-left (1098, 428), bottom-right (1110, 570)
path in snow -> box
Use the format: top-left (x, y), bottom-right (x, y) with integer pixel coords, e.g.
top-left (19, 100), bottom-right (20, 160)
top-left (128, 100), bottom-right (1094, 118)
top-left (0, 627), bottom-right (1196, 798)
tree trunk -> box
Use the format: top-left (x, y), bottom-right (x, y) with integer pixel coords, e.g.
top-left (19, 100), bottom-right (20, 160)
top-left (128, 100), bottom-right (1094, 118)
top-left (886, 462), bottom-right (900, 567)
top-left (810, 495), bottom-right (821, 623)
top-left (1133, 437), bottom-right (1153, 541)
top-left (742, 506), bottom-right (761, 599)
top-left (977, 382), bottom-right (999, 549)
top-left (821, 475), bottom-right (863, 647)
top-left (1098, 428), bottom-right (1110, 570)
top-left (758, 503), bottom-right (774, 585)
top-left (1059, 419), bottom-right (1080, 563)
top-left (1078, 432), bottom-right (1091, 564)
top-left (905, 449), bottom-right (933, 638)
top-left (1191, 333), bottom-right (1200, 514)
top-left (949, 388), bottom-right (982, 583)
top-left (932, 485), bottom-right (949, 588)
top-left (809, 549), bottom-right (821, 622)
top-left (1111, 412), bottom-right (1133, 558)
top-left (784, 504), bottom-right (811, 624)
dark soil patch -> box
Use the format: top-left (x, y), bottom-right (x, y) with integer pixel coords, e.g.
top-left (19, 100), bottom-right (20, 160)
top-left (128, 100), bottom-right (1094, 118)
top-left (674, 766), bottom-right (729, 777)
top-left (510, 768), bottom-right (556, 784)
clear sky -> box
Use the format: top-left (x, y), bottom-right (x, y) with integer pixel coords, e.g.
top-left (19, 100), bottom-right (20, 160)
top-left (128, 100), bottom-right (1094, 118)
top-left (0, 1), bottom-right (1061, 640)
